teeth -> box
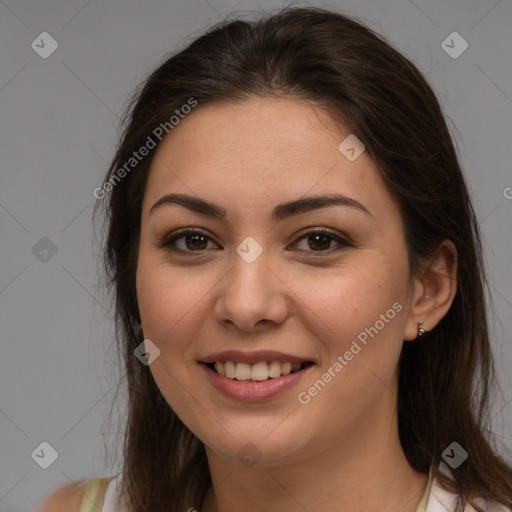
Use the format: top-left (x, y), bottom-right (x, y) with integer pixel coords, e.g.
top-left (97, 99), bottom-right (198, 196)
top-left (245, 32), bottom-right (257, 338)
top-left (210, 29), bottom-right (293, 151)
top-left (224, 361), bottom-right (236, 378)
top-left (235, 362), bottom-right (252, 381)
top-left (211, 360), bottom-right (306, 381)
top-left (214, 361), bottom-right (225, 377)
top-left (282, 362), bottom-right (292, 375)
top-left (251, 361), bottom-right (269, 381)
top-left (268, 360), bottom-right (282, 378)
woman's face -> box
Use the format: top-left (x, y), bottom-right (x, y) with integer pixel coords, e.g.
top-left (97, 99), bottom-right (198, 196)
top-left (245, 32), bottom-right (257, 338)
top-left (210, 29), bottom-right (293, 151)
top-left (136, 96), bottom-right (417, 466)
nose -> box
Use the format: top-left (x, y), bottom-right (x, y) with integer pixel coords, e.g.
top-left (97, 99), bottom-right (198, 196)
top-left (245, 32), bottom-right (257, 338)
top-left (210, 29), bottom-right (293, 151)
top-left (213, 247), bottom-right (289, 333)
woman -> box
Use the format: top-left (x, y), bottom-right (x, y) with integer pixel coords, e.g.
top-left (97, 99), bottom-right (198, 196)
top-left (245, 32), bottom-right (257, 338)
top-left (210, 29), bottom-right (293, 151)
top-left (40, 6), bottom-right (512, 512)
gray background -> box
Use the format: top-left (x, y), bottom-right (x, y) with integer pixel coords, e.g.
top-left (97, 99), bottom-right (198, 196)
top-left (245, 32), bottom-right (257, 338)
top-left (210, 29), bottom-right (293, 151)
top-left (1, 0), bottom-right (511, 510)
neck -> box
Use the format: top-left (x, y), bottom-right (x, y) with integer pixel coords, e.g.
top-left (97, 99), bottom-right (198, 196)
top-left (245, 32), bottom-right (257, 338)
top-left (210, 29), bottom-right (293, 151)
top-left (200, 405), bottom-right (428, 512)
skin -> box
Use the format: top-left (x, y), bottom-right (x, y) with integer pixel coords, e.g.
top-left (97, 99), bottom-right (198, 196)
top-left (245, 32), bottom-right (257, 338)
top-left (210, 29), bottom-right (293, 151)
top-left (136, 96), bottom-right (457, 512)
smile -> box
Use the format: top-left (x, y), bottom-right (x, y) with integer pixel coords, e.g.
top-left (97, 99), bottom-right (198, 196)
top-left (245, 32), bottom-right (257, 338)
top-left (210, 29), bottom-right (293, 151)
top-left (200, 360), bottom-right (316, 401)
top-left (207, 360), bottom-right (314, 381)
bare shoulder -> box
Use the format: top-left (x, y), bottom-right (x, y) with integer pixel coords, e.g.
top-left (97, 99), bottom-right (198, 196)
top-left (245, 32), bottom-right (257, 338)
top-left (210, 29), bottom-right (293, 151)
top-left (38, 480), bottom-right (87, 512)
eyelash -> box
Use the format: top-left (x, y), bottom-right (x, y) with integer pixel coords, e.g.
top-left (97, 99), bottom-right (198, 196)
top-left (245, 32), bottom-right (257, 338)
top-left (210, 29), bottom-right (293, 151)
top-left (156, 227), bottom-right (353, 255)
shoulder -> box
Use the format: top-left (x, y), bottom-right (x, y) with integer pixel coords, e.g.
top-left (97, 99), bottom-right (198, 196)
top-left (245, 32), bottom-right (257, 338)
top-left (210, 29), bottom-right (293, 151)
top-left (38, 480), bottom-right (88, 512)
top-left (427, 465), bottom-right (511, 512)
top-left (38, 477), bottom-right (115, 512)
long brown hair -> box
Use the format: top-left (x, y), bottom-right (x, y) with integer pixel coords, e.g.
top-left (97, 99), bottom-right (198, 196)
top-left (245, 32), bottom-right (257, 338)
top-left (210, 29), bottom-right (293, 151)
top-left (94, 6), bottom-right (512, 511)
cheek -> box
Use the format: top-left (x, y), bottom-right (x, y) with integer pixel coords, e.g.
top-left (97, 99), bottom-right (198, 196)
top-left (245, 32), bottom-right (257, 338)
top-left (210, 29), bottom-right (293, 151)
top-left (290, 257), bottom-right (407, 355)
top-left (135, 259), bottom-right (210, 422)
top-left (135, 257), bottom-right (206, 357)
top-left (137, 235), bottom-right (212, 318)
top-left (292, 264), bottom-right (407, 422)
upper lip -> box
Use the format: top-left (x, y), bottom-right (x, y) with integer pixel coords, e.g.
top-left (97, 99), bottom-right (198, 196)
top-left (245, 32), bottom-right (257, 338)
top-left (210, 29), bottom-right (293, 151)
top-left (199, 350), bottom-right (315, 365)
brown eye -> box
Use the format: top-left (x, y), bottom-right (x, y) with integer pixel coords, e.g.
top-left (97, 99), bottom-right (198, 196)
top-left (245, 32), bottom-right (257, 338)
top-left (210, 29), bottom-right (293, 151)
top-left (292, 229), bottom-right (351, 253)
top-left (181, 233), bottom-right (208, 250)
top-left (158, 229), bottom-right (219, 252)
top-left (157, 227), bottom-right (351, 255)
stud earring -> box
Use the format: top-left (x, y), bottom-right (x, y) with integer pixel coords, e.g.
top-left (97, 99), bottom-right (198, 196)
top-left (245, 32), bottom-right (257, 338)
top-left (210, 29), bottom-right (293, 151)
top-left (417, 320), bottom-right (428, 337)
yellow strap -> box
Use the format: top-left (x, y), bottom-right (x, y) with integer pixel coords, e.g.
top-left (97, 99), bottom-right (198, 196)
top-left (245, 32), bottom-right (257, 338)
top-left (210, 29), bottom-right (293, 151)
top-left (415, 465), bottom-right (434, 512)
top-left (77, 477), bottom-right (114, 512)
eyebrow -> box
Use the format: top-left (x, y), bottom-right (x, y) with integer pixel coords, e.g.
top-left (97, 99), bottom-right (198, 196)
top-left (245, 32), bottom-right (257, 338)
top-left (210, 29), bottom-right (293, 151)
top-left (149, 193), bottom-right (373, 221)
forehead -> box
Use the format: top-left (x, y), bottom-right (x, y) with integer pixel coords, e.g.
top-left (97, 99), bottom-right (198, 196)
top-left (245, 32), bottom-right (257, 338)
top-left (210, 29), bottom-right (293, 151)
top-left (142, 97), bottom-right (397, 224)
top-left (151, 96), bottom-right (349, 172)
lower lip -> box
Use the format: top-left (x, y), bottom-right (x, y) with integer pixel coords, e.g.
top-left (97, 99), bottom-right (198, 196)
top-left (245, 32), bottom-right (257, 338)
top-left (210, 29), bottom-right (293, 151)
top-left (200, 363), bottom-right (314, 402)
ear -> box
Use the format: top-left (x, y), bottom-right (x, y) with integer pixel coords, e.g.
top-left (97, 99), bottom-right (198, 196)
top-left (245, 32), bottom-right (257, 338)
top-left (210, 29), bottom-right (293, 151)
top-left (404, 239), bottom-right (458, 341)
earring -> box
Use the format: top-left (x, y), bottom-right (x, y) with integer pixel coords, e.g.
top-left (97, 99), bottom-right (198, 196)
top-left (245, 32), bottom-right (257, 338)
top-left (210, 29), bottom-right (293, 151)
top-left (417, 321), bottom-right (428, 337)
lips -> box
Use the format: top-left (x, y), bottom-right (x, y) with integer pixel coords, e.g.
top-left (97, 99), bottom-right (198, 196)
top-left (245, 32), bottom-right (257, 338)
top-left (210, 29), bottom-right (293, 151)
top-left (198, 350), bottom-right (316, 400)
top-left (200, 360), bottom-right (315, 401)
